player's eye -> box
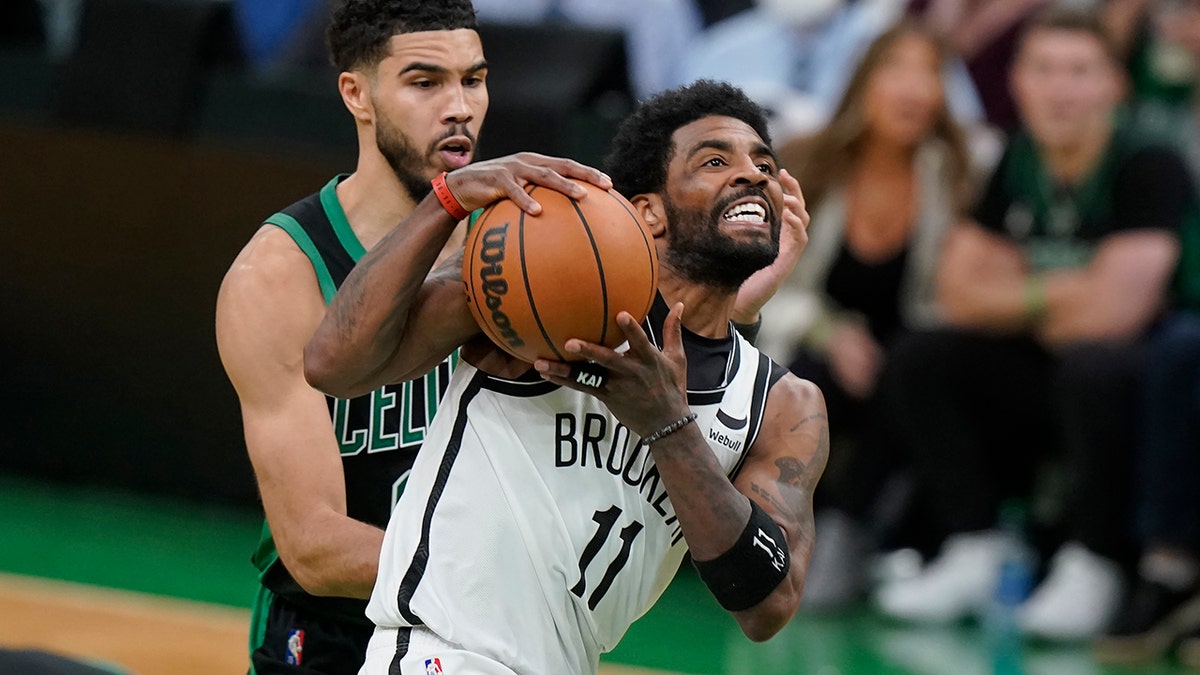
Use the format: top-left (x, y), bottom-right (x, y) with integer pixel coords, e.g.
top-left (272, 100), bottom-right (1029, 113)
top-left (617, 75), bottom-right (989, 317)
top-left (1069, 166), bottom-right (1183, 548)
top-left (703, 157), bottom-right (726, 167)
top-left (757, 162), bottom-right (775, 174)
top-left (412, 80), bottom-right (436, 89)
top-left (464, 76), bottom-right (484, 87)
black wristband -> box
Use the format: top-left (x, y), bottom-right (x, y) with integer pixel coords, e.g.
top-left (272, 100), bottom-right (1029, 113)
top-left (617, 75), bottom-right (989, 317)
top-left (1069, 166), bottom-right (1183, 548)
top-left (732, 317), bottom-right (762, 346)
top-left (692, 500), bottom-right (790, 611)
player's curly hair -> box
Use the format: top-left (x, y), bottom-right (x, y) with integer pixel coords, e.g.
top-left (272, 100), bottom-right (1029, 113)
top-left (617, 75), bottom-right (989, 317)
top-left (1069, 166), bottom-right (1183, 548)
top-left (327, 0), bottom-right (478, 72)
top-left (604, 80), bottom-right (772, 199)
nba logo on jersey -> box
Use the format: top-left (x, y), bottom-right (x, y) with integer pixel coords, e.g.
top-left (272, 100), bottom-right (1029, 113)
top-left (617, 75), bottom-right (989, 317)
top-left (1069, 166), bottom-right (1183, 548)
top-left (424, 657), bottom-right (444, 674)
top-left (285, 629), bottom-right (304, 665)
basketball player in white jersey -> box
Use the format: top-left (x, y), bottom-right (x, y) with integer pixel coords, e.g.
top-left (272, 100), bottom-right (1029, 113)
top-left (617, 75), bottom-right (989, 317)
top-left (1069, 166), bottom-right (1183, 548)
top-left (306, 80), bottom-right (825, 675)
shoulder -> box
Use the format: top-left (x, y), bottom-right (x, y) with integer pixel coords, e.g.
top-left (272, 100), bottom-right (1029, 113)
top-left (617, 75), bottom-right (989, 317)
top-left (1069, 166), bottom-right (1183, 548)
top-left (740, 371), bottom-right (828, 491)
top-left (220, 225), bottom-right (320, 306)
top-left (216, 226), bottom-right (326, 377)
top-left (764, 371), bottom-right (825, 418)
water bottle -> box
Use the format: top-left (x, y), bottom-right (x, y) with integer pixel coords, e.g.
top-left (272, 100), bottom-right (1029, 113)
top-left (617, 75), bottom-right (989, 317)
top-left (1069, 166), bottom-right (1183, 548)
top-left (986, 501), bottom-right (1035, 675)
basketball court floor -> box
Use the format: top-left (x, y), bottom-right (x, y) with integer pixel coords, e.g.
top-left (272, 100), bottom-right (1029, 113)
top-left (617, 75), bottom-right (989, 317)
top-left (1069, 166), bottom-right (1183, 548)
top-left (0, 476), bottom-right (1190, 674)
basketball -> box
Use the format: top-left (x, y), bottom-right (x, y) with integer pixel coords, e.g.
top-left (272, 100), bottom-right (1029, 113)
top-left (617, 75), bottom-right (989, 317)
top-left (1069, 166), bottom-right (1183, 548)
top-left (463, 179), bottom-right (659, 363)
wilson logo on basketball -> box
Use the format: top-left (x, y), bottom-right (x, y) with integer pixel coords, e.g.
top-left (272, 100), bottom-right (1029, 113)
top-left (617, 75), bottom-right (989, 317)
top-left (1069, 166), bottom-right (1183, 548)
top-left (477, 223), bottom-right (526, 350)
top-left (464, 179), bottom-right (658, 363)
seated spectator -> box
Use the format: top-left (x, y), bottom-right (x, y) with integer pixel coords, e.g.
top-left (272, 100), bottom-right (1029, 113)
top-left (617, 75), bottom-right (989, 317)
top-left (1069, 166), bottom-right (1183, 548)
top-left (756, 19), bottom-right (972, 610)
top-left (1093, 310), bottom-right (1200, 664)
top-left (873, 5), bottom-right (1192, 641)
top-left (1094, 3), bottom-right (1200, 662)
top-left (677, 0), bottom-right (984, 138)
top-left (1103, 0), bottom-right (1197, 108)
top-left (1126, 0), bottom-right (1200, 173)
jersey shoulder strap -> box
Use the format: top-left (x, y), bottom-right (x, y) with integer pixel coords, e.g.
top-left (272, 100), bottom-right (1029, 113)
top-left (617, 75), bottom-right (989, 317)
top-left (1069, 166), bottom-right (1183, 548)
top-left (265, 175), bottom-right (364, 304)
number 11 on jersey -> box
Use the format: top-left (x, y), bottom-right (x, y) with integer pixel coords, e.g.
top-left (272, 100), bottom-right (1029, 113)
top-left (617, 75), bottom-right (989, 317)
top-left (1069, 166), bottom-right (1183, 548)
top-left (572, 505), bottom-right (644, 610)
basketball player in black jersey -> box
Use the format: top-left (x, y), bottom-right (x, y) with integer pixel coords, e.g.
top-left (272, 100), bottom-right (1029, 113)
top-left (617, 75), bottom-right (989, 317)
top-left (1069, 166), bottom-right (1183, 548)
top-left (305, 81), bottom-right (825, 670)
top-left (215, 2), bottom-right (606, 673)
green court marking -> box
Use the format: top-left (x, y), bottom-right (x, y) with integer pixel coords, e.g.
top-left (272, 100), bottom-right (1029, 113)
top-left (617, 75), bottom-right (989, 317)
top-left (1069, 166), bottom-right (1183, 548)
top-left (0, 476), bottom-right (260, 607)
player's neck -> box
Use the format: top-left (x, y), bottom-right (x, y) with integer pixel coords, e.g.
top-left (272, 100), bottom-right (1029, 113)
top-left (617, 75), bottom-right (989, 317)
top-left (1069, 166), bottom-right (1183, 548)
top-left (657, 270), bottom-right (737, 339)
top-left (337, 154), bottom-right (422, 251)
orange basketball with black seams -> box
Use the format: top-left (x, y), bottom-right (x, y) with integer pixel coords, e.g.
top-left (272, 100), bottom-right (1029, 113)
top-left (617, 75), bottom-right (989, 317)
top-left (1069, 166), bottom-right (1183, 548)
top-left (463, 179), bottom-right (659, 363)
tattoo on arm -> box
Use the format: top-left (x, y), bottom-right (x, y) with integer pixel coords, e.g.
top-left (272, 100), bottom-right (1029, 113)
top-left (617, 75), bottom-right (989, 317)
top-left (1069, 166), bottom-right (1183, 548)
top-left (789, 413), bottom-right (827, 433)
top-left (775, 457), bottom-right (806, 489)
top-left (334, 265), bottom-right (369, 343)
top-left (749, 482), bottom-right (790, 517)
top-left (428, 250), bottom-right (464, 289)
top-left (757, 422), bottom-right (829, 554)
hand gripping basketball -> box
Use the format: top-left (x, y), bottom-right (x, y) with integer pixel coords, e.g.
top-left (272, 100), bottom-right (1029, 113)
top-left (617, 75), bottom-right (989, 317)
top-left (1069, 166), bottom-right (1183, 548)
top-left (536, 304), bottom-right (691, 440)
top-left (442, 152), bottom-right (611, 216)
top-left (463, 178), bottom-right (659, 364)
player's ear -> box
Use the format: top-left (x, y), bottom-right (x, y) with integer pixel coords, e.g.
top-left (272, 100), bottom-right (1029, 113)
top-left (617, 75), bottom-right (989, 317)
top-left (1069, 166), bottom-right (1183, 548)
top-left (632, 194), bottom-right (667, 238)
top-left (338, 71), bottom-right (374, 123)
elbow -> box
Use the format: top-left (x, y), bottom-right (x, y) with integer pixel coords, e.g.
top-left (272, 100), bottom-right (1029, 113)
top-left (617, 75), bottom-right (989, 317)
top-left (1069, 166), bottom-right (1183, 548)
top-left (734, 576), bottom-right (804, 642)
top-left (739, 616), bottom-right (788, 643)
top-left (302, 343), bottom-right (334, 392)
top-left (278, 545), bottom-right (341, 597)
top-left (289, 561), bottom-right (337, 597)
top-left (303, 339), bottom-right (356, 399)
top-left (735, 602), bottom-right (794, 642)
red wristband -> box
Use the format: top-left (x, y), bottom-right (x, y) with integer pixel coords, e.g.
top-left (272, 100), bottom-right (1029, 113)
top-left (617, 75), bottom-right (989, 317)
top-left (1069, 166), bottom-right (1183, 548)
top-left (432, 171), bottom-right (470, 221)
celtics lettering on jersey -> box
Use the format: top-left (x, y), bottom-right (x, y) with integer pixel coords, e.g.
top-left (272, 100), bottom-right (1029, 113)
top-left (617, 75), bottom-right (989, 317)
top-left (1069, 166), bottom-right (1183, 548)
top-left (332, 355), bottom-right (458, 456)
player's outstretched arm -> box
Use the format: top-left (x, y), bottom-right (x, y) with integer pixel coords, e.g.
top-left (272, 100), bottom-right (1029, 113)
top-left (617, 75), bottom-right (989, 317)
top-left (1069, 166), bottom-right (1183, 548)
top-left (217, 226), bottom-right (385, 598)
top-left (536, 304), bottom-right (828, 640)
top-left (305, 153), bottom-right (612, 398)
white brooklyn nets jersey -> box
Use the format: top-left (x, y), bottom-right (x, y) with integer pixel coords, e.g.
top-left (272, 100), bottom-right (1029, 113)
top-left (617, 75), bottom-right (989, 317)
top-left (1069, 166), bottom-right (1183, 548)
top-left (366, 299), bottom-right (786, 675)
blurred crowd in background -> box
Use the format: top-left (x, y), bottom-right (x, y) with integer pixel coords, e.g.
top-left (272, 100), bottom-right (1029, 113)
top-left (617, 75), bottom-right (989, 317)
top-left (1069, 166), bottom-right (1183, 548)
top-left (9, 0), bottom-right (1200, 669)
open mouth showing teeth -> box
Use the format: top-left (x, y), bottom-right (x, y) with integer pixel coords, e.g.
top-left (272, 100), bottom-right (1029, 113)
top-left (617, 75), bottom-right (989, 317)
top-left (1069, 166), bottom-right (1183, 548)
top-left (442, 144), bottom-right (468, 154)
top-left (723, 202), bottom-right (767, 223)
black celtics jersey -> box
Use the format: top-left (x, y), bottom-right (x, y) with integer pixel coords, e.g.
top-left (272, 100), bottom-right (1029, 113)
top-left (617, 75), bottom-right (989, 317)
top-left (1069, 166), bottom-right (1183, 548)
top-left (251, 176), bottom-right (456, 623)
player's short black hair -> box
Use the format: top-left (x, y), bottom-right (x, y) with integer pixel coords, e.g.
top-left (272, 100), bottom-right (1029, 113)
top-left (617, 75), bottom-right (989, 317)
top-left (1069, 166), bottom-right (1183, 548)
top-left (604, 80), bottom-right (773, 199)
top-left (327, 0), bottom-right (478, 72)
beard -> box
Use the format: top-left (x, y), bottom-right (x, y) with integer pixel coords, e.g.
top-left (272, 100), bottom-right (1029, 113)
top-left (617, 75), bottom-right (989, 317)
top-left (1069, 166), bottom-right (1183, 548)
top-left (661, 189), bottom-right (781, 291)
top-left (375, 113), bottom-right (477, 204)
